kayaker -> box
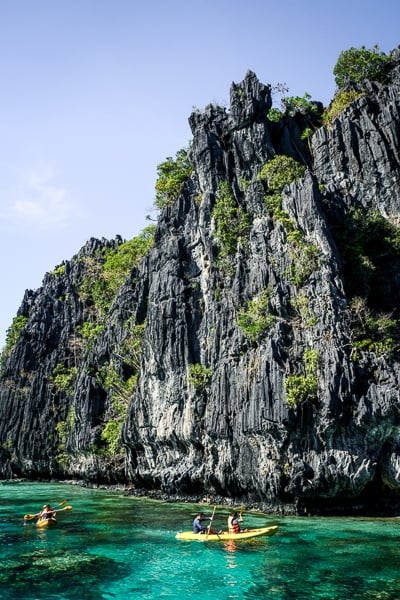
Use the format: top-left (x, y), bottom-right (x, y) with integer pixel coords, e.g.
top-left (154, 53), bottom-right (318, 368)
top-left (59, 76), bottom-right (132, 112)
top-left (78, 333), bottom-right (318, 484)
top-left (227, 511), bottom-right (242, 534)
top-left (39, 504), bottom-right (57, 522)
top-left (193, 511), bottom-right (215, 534)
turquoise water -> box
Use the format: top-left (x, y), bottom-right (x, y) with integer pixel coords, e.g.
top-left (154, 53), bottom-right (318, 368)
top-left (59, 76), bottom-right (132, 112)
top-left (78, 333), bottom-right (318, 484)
top-left (1, 481), bottom-right (400, 599)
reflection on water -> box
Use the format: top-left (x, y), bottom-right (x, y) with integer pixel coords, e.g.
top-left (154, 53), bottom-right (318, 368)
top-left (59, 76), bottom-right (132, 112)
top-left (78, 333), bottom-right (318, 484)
top-left (223, 540), bottom-right (238, 555)
top-left (222, 541), bottom-right (240, 599)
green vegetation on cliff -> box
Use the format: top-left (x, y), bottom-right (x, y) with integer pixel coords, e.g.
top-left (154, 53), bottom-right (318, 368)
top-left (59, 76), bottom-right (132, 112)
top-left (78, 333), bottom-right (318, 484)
top-left (268, 86), bottom-right (321, 123)
top-left (212, 181), bottom-right (250, 260)
top-left (237, 288), bottom-right (276, 342)
top-left (333, 45), bottom-right (391, 88)
top-left (285, 348), bottom-right (319, 408)
top-left (155, 148), bottom-right (192, 209)
top-left (188, 363), bottom-right (212, 393)
top-left (79, 225), bottom-right (155, 320)
top-left (324, 45), bottom-right (391, 126)
top-left (0, 315), bottom-right (28, 368)
top-left (257, 154), bottom-right (306, 192)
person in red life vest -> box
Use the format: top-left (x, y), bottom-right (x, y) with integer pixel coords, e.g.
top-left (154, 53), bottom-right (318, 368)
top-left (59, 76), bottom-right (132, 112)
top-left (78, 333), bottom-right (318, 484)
top-left (227, 511), bottom-right (243, 534)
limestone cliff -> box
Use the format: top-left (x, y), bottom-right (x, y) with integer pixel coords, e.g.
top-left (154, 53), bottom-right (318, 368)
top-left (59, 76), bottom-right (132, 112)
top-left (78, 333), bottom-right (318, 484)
top-left (1, 50), bottom-right (400, 514)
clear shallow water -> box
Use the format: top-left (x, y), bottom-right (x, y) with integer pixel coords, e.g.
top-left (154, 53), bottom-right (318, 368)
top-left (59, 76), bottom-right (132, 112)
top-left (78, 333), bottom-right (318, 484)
top-left (1, 481), bottom-right (400, 599)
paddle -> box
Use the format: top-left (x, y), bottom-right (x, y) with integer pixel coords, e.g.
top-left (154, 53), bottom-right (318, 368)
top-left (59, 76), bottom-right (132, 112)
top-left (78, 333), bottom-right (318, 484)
top-left (24, 505), bottom-right (72, 521)
top-left (205, 505), bottom-right (217, 539)
top-left (23, 499), bottom-right (68, 521)
top-left (55, 505), bottom-right (72, 514)
top-left (239, 504), bottom-right (248, 532)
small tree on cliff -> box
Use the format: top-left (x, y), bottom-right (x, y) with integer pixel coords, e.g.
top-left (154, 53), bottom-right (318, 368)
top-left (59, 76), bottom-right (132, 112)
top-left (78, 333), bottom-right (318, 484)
top-left (155, 147), bottom-right (192, 209)
top-left (333, 45), bottom-right (391, 89)
top-left (324, 46), bottom-right (392, 126)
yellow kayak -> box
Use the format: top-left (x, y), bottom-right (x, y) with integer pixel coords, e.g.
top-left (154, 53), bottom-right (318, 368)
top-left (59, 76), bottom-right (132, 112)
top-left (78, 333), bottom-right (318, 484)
top-left (36, 518), bottom-right (57, 528)
top-left (175, 525), bottom-right (278, 541)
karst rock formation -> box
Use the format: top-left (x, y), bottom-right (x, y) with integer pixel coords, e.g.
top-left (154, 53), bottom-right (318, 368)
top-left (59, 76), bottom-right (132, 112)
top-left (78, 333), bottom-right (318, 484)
top-left (1, 49), bottom-right (400, 514)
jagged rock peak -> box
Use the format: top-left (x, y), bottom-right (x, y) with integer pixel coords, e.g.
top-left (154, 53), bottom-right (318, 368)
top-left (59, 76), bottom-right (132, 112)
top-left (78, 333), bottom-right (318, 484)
top-left (229, 70), bottom-right (272, 123)
top-left (76, 235), bottom-right (123, 259)
top-left (189, 71), bottom-right (272, 127)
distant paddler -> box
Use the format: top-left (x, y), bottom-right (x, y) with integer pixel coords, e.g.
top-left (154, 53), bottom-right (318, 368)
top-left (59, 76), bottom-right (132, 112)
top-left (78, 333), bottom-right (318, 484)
top-left (23, 501), bottom-right (72, 525)
top-left (38, 504), bottom-right (57, 525)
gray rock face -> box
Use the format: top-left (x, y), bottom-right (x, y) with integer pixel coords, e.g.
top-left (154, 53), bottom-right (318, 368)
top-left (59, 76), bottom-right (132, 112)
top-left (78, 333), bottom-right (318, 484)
top-left (1, 60), bottom-right (400, 513)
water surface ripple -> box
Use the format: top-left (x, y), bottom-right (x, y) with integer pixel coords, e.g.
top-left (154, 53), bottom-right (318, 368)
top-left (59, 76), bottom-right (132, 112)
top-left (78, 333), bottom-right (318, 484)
top-left (1, 482), bottom-right (399, 599)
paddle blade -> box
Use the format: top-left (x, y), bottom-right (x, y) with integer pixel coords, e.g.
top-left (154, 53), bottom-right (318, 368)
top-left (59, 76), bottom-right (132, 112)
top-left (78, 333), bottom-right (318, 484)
top-left (24, 514), bottom-right (36, 520)
top-left (58, 499), bottom-right (68, 507)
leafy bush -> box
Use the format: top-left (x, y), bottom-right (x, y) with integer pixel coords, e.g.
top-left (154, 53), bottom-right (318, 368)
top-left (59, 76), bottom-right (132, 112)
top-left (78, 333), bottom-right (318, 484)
top-left (331, 208), bottom-right (400, 357)
top-left (118, 319), bottom-right (146, 373)
top-left (285, 348), bottom-right (319, 408)
top-left (1, 314), bottom-right (28, 366)
top-left (333, 45), bottom-right (391, 89)
top-left (257, 155), bottom-right (305, 192)
top-left (291, 293), bottom-right (319, 327)
top-left (55, 410), bottom-right (75, 446)
top-left (100, 419), bottom-right (122, 456)
top-left (300, 127), bottom-right (313, 141)
top-left (258, 155), bottom-right (305, 224)
top-left (55, 412), bottom-right (75, 468)
top-left (323, 90), bottom-right (364, 126)
top-left (237, 289), bottom-right (275, 342)
top-left (98, 363), bottom-right (137, 409)
top-left (258, 155), bottom-right (319, 287)
top-left (188, 363), bottom-right (212, 392)
top-left (51, 264), bottom-right (66, 276)
top-left (52, 365), bottom-right (78, 395)
top-left (267, 108), bottom-right (283, 122)
top-left (334, 208), bottom-right (400, 300)
top-left (79, 226), bottom-right (155, 319)
top-left (288, 243), bottom-right (320, 287)
top-left (281, 93), bottom-right (320, 117)
top-left (155, 148), bottom-right (192, 209)
top-left (102, 226), bottom-right (156, 296)
top-left (268, 85), bottom-right (321, 122)
top-left (96, 362), bottom-right (138, 456)
top-left (212, 181), bottom-right (250, 258)
top-left (77, 322), bottom-right (104, 343)
top-left (349, 296), bottom-right (398, 358)
top-left (264, 193), bottom-right (285, 217)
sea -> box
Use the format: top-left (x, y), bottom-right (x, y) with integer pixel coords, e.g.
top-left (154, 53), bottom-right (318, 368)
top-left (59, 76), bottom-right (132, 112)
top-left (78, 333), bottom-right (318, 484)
top-left (1, 480), bottom-right (399, 599)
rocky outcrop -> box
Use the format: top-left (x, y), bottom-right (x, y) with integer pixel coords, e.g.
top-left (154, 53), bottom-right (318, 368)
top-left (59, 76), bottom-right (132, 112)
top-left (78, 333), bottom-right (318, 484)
top-left (1, 56), bottom-right (400, 514)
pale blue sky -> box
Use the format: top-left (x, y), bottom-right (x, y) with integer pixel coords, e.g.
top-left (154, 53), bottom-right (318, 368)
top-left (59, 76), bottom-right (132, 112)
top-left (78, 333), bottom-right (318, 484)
top-left (1, 0), bottom-right (399, 348)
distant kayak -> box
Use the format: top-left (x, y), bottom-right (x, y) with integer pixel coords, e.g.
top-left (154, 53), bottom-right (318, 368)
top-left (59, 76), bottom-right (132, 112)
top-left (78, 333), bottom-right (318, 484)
top-left (176, 525), bottom-right (278, 541)
top-left (23, 504), bottom-right (72, 526)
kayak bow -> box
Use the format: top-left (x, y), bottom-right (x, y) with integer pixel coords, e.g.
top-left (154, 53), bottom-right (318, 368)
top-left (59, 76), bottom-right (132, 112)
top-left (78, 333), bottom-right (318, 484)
top-left (36, 517), bottom-right (57, 528)
top-left (176, 525), bottom-right (278, 541)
